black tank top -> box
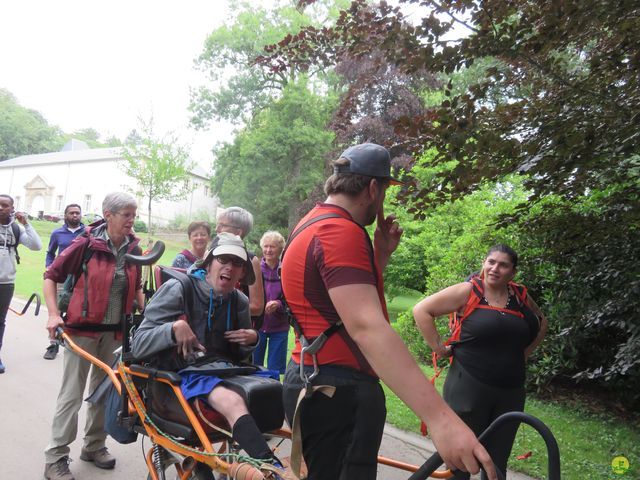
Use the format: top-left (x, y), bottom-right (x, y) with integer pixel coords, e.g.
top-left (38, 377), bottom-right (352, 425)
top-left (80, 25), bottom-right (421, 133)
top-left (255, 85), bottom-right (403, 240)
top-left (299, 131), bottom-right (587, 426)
top-left (454, 294), bottom-right (539, 388)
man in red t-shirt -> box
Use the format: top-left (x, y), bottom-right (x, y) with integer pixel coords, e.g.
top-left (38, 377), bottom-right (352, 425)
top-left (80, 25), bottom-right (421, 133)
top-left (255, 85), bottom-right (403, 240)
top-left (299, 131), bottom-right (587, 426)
top-left (281, 143), bottom-right (497, 480)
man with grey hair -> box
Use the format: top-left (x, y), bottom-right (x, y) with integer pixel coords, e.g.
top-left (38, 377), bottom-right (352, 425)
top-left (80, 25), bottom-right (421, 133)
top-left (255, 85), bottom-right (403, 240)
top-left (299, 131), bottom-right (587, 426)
top-left (216, 206), bottom-right (265, 322)
top-left (43, 192), bottom-right (144, 480)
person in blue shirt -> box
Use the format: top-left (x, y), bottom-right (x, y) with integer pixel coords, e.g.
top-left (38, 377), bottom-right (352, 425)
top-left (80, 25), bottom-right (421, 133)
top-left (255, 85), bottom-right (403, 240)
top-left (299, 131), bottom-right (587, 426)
top-left (43, 204), bottom-right (85, 360)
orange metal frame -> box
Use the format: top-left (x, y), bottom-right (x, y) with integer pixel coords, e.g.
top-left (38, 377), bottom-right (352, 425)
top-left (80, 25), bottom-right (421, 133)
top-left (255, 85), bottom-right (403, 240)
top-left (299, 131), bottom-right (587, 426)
top-left (60, 331), bottom-right (452, 479)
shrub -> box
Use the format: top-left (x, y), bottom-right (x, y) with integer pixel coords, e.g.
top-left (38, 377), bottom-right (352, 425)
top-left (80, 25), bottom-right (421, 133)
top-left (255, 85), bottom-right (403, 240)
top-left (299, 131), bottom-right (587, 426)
top-left (134, 219), bottom-right (148, 233)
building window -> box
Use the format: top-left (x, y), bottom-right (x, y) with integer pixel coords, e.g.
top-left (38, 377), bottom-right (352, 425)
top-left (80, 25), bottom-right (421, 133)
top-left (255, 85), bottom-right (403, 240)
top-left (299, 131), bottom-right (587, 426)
top-left (56, 195), bottom-right (63, 212)
top-left (204, 185), bottom-right (210, 197)
top-left (83, 194), bottom-right (92, 212)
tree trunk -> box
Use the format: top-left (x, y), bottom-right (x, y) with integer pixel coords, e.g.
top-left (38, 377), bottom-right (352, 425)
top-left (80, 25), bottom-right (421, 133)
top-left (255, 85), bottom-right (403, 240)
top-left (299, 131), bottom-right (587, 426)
top-left (147, 194), bottom-right (153, 238)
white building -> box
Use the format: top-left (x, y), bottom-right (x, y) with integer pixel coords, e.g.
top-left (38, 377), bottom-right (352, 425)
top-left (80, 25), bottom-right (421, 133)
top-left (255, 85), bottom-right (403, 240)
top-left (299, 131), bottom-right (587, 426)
top-left (0, 139), bottom-right (218, 227)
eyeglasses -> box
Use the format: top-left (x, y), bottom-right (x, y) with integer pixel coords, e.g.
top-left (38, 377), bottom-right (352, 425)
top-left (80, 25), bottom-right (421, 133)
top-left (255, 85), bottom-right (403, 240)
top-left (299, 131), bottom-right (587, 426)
top-left (214, 255), bottom-right (245, 267)
top-left (114, 212), bottom-right (136, 220)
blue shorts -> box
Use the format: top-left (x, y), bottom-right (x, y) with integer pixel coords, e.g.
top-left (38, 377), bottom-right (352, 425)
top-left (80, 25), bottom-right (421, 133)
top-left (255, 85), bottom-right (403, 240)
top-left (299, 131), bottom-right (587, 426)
top-left (180, 368), bottom-right (280, 401)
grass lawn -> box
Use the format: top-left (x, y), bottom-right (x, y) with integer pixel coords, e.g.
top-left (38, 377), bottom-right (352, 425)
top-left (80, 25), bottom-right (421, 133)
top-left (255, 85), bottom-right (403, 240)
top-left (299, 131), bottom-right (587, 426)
top-left (13, 221), bottom-right (640, 479)
top-left (386, 290), bottom-right (422, 322)
top-left (12, 220), bottom-right (188, 299)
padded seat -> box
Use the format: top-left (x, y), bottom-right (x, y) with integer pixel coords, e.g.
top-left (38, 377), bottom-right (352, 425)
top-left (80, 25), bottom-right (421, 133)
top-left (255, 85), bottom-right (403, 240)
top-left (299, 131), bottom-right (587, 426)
top-left (142, 370), bottom-right (285, 443)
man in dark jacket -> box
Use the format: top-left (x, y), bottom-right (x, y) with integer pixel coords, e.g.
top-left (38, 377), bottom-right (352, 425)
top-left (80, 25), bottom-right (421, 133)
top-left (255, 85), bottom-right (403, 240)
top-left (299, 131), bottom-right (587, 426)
top-left (43, 203), bottom-right (85, 359)
top-left (132, 232), bottom-right (284, 479)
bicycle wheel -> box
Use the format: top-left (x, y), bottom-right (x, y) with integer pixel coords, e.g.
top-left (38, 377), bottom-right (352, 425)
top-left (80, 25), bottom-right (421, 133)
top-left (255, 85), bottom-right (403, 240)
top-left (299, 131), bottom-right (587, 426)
top-left (147, 459), bottom-right (215, 480)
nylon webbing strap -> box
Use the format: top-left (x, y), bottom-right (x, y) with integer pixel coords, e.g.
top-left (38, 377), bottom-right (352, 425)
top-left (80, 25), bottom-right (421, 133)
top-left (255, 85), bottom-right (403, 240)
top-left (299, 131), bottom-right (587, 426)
top-left (290, 385), bottom-right (336, 479)
top-left (281, 213), bottom-right (345, 378)
top-left (66, 322), bottom-right (122, 332)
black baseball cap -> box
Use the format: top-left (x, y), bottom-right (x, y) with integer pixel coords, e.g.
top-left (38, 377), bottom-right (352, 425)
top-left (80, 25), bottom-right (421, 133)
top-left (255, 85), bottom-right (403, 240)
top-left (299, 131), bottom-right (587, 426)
top-left (335, 143), bottom-right (403, 185)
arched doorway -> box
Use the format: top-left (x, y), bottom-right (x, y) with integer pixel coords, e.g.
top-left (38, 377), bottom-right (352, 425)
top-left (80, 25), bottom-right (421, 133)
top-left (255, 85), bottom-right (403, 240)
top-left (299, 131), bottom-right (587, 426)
top-left (31, 195), bottom-right (44, 218)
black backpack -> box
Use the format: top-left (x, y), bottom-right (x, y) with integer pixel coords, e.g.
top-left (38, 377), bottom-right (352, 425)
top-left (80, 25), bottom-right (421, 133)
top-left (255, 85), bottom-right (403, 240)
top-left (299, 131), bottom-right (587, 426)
top-left (57, 233), bottom-right (94, 316)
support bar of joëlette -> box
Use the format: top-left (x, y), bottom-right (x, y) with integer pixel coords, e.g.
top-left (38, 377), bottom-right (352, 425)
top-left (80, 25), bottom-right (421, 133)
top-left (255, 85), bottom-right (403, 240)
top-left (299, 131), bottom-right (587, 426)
top-left (8, 292), bottom-right (41, 316)
top-left (408, 410), bottom-right (561, 480)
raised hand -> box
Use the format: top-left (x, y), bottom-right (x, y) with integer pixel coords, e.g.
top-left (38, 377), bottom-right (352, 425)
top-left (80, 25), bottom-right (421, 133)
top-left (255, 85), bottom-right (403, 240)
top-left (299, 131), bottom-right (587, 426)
top-left (374, 203), bottom-right (403, 269)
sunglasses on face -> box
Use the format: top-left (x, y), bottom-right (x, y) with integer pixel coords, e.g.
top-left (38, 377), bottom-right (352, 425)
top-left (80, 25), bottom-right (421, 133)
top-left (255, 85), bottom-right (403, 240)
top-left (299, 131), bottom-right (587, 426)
top-left (214, 255), bottom-right (245, 267)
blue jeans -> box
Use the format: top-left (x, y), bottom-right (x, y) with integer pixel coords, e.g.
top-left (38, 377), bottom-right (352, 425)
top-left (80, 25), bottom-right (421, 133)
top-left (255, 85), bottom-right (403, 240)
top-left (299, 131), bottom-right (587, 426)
top-left (253, 330), bottom-right (288, 374)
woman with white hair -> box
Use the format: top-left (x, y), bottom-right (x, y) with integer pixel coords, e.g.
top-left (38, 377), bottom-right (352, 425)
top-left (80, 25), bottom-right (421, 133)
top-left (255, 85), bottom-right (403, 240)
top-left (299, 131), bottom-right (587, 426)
top-left (43, 192), bottom-right (144, 480)
top-left (253, 231), bottom-right (288, 374)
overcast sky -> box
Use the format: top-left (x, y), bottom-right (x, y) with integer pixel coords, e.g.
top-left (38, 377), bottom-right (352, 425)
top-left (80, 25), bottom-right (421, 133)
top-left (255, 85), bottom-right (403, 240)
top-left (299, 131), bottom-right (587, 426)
top-left (1, 0), bottom-right (235, 170)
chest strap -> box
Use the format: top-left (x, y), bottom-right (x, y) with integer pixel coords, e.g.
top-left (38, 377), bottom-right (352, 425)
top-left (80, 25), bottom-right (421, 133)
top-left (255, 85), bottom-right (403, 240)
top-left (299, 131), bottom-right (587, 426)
top-left (281, 213), bottom-right (343, 387)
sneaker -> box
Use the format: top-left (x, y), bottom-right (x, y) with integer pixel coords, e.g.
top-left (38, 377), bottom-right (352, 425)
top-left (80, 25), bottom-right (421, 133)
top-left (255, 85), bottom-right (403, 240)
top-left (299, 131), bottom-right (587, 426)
top-left (80, 447), bottom-right (116, 469)
top-left (0, 358), bottom-right (4, 374)
top-left (44, 456), bottom-right (74, 480)
top-left (44, 343), bottom-right (59, 360)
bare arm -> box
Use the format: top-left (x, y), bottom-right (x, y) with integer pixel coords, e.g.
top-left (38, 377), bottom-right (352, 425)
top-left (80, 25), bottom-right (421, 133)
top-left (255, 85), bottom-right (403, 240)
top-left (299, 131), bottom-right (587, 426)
top-left (44, 278), bottom-right (63, 339)
top-left (524, 294), bottom-right (548, 359)
top-left (329, 283), bottom-right (496, 478)
top-left (413, 282), bottom-right (472, 357)
top-left (136, 289), bottom-right (145, 312)
top-left (248, 255), bottom-right (264, 316)
top-left (16, 214), bottom-right (42, 251)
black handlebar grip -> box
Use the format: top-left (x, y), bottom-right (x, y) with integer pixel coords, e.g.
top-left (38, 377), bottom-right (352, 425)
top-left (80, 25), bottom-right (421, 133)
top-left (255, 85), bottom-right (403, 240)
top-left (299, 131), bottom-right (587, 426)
top-left (124, 241), bottom-right (166, 266)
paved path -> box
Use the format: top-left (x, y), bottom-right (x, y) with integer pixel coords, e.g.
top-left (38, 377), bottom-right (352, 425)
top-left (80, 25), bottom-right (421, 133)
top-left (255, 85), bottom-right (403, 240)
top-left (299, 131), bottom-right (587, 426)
top-left (0, 298), bottom-right (537, 479)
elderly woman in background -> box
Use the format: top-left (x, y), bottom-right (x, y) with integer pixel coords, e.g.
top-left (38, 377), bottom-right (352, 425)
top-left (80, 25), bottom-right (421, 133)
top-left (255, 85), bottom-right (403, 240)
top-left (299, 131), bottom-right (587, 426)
top-left (215, 207), bottom-right (264, 322)
top-left (412, 244), bottom-right (547, 480)
top-left (172, 221), bottom-right (211, 269)
top-left (43, 192), bottom-right (144, 480)
top-left (253, 231), bottom-right (288, 374)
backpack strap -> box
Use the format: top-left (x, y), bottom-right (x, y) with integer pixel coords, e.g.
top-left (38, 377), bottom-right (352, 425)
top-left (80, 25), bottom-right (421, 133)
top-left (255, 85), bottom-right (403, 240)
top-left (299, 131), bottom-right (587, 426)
top-left (280, 212), bottom-right (347, 387)
top-left (10, 223), bottom-right (21, 264)
top-left (447, 276), bottom-right (484, 344)
top-left (79, 236), bottom-right (95, 318)
top-left (155, 266), bottom-right (196, 322)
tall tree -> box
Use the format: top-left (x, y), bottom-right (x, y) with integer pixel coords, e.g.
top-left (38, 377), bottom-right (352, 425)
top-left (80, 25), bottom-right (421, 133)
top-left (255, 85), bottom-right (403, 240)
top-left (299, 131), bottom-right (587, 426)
top-left (260, 0), bottom-right (639, 204)
top-left (0, 88), bottom-right (63, 159)
top-left (212, 79), bottom-right (335, 237)
top-left (189, 0), bottom-right (348, 128)
top-left (119, 117), bottom-right (193, 235)
top-left (259, 0), bottom-right (640, 402)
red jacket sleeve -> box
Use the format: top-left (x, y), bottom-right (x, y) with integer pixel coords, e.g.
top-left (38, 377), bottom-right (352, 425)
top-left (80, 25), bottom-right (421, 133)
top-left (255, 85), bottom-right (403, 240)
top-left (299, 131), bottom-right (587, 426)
top-left (43, 235), bottom-right (89, 283)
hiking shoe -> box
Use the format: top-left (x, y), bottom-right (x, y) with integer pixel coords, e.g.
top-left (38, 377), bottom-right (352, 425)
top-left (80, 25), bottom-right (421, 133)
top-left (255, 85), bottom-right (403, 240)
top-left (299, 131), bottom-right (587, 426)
top-left (44, 456), bottom-right (74, 480)
top-left (80, 447), bottom-right (116, 469)
top-left (44, 343), bottom-right (59, 360)
top-left (0, 358), bottom-right (4, 374)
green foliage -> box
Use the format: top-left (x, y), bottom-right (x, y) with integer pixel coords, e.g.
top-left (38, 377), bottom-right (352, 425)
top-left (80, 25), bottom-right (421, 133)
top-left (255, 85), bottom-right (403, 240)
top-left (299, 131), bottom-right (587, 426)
top-left (384, 157), bottom-right (528, 296)
top-left (513, 185), bottom-right (640, 404)
top-left (0, 88), bottom-right (64, 159)
top-left (133, 219), bottom-right (147, 233)
top-left (120, 116), bottom-right (194, 235)
top-left (263, 0), bottom-right (640, 407)
top-left (212, 79), bottom-right (335, 237)
top-left (168, 209), bottom-right (215, 231)
top-left (190, 0), bottom-right (348, 127)
top-left (61, 128), bottom-right (121, 148)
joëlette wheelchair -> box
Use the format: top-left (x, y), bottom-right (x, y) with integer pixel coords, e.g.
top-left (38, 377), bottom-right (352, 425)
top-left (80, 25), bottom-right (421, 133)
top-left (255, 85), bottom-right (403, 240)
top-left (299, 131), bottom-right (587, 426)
top-left (56, 241), bottom-right (562, 480)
